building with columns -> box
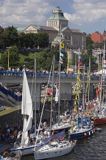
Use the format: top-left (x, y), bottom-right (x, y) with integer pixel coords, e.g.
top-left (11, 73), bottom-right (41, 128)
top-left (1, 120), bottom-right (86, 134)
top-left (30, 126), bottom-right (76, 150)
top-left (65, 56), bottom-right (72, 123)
top-left (23, 7), bottom-right (86, 50)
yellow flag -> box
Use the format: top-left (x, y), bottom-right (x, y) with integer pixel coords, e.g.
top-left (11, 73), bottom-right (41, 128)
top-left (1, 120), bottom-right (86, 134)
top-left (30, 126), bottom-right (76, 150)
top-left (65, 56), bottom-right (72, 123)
top-left (60, 41), bottom-right (64, 49)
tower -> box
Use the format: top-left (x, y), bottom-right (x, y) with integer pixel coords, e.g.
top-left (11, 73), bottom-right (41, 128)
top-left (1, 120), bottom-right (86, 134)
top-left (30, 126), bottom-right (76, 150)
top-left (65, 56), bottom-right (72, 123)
top-left (47, 6), bottom-right (68, 31)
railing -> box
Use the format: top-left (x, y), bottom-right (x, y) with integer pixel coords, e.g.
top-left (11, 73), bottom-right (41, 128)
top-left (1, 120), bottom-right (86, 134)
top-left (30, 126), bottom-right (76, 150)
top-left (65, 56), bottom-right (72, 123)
top-left (0, 70), bottom-right (77, 79)
top-left (0, 70), bottom-right (101, 81)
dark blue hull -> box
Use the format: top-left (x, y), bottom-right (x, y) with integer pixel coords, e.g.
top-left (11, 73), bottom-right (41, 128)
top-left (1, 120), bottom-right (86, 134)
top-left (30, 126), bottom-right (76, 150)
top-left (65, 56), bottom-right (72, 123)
top-left (70, 127), bottom-right (95, 140)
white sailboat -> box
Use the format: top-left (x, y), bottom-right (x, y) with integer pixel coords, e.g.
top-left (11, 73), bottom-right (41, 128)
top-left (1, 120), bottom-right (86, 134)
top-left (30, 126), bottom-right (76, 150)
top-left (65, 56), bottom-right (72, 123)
top-left (33, 39), bottom-right (76, 160)
top-left (34, 140), bottom-right (76, 160)
top-left (10, 70), bottom-right (36, 155)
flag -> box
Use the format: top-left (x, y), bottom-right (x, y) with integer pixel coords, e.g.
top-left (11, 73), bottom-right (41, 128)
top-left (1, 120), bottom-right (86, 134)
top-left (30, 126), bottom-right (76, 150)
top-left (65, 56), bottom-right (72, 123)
top-left (77, 55), bottom-right (83, 70)
top-left (55, 85), bottom-right (59, 103)
top-left (60, 52), bottom-right (64, 57)
top-left (73, 48), bottom-right (81, 55)
top-left (59, 56), bottom-right (64, 64)
top-left (60, 41), bottom-right (64, 49)
top-left (59, 50), bottom-right (64, 64)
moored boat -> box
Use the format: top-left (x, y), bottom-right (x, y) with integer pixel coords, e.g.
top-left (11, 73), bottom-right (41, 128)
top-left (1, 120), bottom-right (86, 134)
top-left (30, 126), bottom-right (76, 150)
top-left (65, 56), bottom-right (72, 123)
top-left (34, 140), bottom-right (76, 160)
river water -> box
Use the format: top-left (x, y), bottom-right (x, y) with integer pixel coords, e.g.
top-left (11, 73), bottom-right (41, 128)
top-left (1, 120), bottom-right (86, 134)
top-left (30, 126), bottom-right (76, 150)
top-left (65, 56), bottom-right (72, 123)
top-left (22, 125), bottom-right (106, 160)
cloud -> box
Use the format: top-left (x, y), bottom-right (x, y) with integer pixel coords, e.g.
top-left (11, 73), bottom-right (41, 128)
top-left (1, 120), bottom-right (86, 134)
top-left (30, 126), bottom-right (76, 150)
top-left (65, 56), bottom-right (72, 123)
top-left (0, 0), bottom-right (53, 27)
top-left (0, 0), bottom-right (106, 33)
top-left (64, 0), bottom-right (106, 25)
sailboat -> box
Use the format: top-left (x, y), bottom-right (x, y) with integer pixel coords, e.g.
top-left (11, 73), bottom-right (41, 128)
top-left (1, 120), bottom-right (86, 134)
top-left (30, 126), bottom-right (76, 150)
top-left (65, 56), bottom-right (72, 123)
top-left (33, 65), bottom-right (76, 160)
top-left (92, 42), bottom-right (106, 125)
top-left (69, 55), bottom-right (95, 140)
top-left (34, 139), bottom-right (76, 160)
top-left (10, 69), bottom-right (50, 156)
top-left (10, 70), bottom-right (36, 155)
top-left (50, 33), bottom-right (72, 133)
top-left (33, 37), bottom-right (77, 159)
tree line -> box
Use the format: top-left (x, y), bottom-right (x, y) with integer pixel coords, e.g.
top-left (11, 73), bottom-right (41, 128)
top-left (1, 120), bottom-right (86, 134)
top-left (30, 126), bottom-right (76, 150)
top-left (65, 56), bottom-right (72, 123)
top-left (0, 26), bottom-right (49, 50)
top-left (0, 26), bottom-right (98, 72)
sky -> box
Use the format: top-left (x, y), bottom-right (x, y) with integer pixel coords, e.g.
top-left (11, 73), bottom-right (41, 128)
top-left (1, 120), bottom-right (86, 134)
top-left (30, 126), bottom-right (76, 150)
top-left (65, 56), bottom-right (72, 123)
top-left (0, 0), bottom-right (106, 33)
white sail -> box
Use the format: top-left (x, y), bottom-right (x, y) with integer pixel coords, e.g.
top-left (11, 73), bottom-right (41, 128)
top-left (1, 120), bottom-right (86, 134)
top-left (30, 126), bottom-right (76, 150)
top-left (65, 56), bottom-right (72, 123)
top-left (21, 71), bottom-right (33, 146)
top-left (21, 71), bottom-right (33, 118)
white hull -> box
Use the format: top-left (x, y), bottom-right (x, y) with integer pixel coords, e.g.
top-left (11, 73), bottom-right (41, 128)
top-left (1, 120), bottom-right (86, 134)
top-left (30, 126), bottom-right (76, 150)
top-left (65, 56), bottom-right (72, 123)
top-left (11, 144), bottom-right (35, 156)
top-left (34, 141), bottom-right (76, 160)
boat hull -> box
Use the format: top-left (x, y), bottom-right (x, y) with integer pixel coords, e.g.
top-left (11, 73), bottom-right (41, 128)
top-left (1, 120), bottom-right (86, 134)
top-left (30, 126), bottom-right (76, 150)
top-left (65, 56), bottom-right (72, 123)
top-left (93, 117), bottom-right (106, 125)
top-left (10, 145), bottom-right (35, 156)
top-left (34, 141), bottom-right (76, 160)
top-left (69, 127), bottom-right (95, 140)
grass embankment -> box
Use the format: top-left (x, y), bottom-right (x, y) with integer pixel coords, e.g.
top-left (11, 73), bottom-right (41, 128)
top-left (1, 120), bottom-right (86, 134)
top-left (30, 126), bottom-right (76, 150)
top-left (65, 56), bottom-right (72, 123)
top-left (0, 107), bottom-right (19, 117)
top-left (0, 107), bottom-right (22, 129)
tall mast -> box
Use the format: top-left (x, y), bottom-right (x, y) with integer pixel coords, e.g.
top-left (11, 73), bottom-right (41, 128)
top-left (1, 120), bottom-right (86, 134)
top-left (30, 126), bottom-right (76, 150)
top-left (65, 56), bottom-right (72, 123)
top-left (82, 65), bottom-right (86, 110)
top-left (73, 54), bottom-right (81, 115)
top-left (34, 58), bottom-right (37, 137)
top-left (50, 55), bottom-right (55, 130)
top-left (58, 28), bottom-right (64, 122)
top-left (100, 41), bottom-right (106, 105)
top-left (87, 56), bottom-right (91, 102)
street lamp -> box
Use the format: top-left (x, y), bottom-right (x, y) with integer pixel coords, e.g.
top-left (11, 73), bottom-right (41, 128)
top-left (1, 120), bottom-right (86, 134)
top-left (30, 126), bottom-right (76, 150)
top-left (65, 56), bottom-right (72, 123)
top-left (7, 49), bottom-right (10, 70)
top-left (6, 47), bottom-right (11, 70)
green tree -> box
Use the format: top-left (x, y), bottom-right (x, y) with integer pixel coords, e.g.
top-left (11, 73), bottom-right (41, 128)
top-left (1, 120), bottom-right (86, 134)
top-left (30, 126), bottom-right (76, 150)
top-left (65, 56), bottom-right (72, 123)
top-left (86, 35), bottom-right (94, 56)
top-left (37, 33), bottom-right (49, 48)
top-left (0, 46), bottom-right (19, 68)
top-left (0, 26), bottom-right (4, 49)
top-left (35, 50), bottom-right (53, 70)
top-left (3, 26), bottom-right (18, 48)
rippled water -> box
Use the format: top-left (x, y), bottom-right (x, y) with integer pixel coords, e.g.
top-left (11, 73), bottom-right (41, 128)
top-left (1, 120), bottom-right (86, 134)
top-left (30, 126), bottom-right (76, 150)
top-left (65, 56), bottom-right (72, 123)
top-left (22, 125), bottom-right (106, 160)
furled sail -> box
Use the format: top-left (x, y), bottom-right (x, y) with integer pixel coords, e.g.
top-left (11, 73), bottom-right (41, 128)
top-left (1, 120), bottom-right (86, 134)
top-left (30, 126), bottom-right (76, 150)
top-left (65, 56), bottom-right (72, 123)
top-left (21, 71), bottom-right (33, 146)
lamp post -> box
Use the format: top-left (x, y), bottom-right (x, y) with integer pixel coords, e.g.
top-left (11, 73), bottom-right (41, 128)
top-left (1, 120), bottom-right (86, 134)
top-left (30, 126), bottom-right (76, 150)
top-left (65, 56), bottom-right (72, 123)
top-left (7, 49), bottom-right (10, 70)
top-left (6, 47), bottom-right (11, 70)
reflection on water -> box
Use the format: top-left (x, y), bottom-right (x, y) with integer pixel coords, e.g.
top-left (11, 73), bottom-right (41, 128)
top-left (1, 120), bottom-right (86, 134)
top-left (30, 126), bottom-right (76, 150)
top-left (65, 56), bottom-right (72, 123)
top-left (22, 125), bottom-right (106, 160)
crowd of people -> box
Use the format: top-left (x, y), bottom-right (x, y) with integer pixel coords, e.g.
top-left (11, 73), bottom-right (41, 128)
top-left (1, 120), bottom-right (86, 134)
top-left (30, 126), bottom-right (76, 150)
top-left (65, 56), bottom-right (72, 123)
top-left (0, 124), bottom-right (21, 144)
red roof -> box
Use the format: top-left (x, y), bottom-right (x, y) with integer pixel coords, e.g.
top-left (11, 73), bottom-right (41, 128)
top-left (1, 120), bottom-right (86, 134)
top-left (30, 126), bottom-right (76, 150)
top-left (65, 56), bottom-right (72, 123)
top-left (91, 32), bottom-right (103, 43)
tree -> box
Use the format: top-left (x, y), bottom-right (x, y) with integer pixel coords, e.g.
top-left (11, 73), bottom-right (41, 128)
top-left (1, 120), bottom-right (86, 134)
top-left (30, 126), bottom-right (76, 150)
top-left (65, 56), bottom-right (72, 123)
top-left (0, 26), bottom-right (4, 49)
top-left (0, 46), bottom-right (19, 68)
top-left (37, 33), bottom-right (49, 48)
top-left (85, 35), bottom-right (97, 71)
top-left (86, 35), bottom-right (94, 56)
top-left (3, 26), bottom-right (18, 48)
top-left (34, 50), bottom-right (53, 70)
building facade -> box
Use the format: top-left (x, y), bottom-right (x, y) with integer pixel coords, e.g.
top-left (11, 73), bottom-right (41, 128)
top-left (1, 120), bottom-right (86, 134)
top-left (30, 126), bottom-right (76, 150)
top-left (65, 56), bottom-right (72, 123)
top-left (23, 7), bottom-right (86, 50)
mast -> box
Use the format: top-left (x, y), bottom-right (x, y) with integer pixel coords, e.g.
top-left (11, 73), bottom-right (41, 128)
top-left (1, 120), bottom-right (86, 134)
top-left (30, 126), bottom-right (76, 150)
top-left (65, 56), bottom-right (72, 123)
top-left (73, 54), bottom-right (81, 113)
top-left (99, 41), bottom-right (106, 106)
top-left (58, 54), bottom-right (61, 122)
top-left (82, 65), bottom-right (86, 110)
top-left (58, 28), bottom-right (64, 123)
top-left (87, 56), bottom-right (91, 102)
top-left (50, 55), bottom-right (55, 130)
top-left (34, 58), bottom-right (37, 137)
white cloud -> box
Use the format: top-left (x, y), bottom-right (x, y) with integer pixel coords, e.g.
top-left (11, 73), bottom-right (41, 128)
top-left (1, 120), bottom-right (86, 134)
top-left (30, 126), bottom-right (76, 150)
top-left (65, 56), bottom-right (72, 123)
top-left (0, 0), bottom-right (106, 32)
top-left (64, 0), bottom-right (106, 25)
top-left (0, 0), bottom-right (53, 27)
